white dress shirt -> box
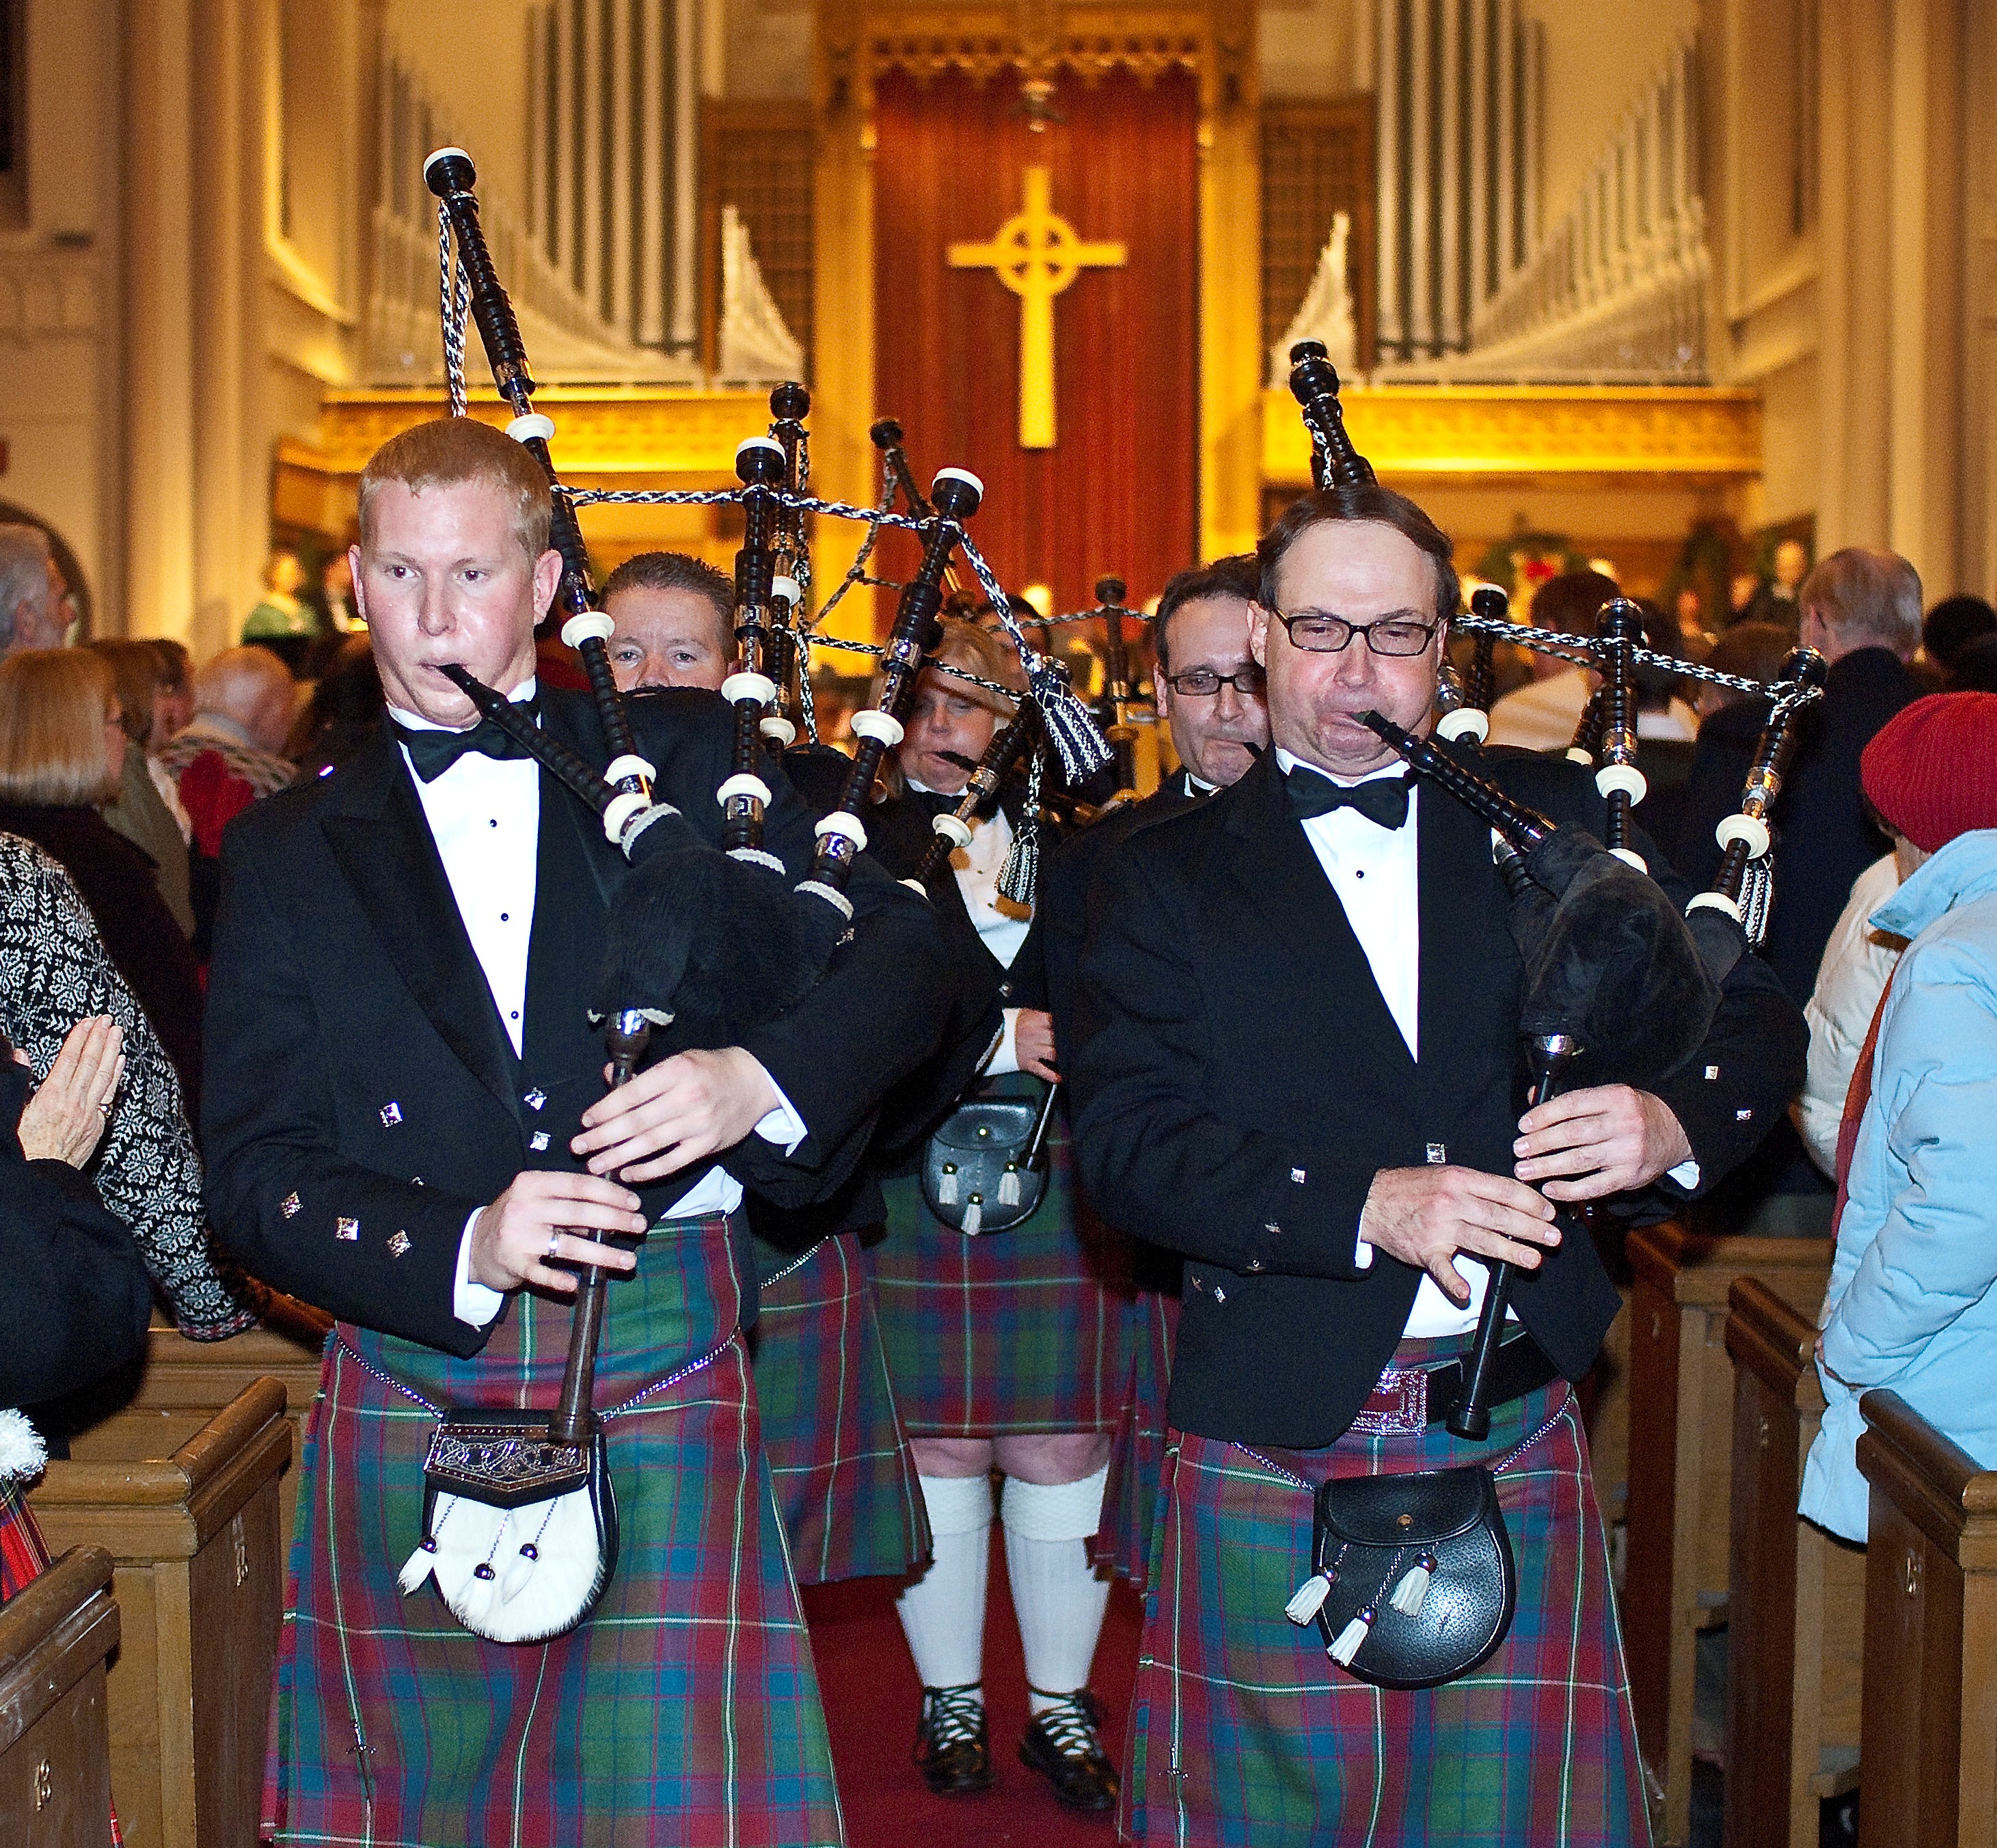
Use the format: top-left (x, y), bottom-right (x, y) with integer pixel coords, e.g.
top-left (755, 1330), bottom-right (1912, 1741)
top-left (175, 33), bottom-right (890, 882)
top-left (1276, 748), bottom-right (1487, 1338)
top-left (388, 683), bottom-right (803, 1327)
top-left (910, 781), bottom-right (1033, 1074)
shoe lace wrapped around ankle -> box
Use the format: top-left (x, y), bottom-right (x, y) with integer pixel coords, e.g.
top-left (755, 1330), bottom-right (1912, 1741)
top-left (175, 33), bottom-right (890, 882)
top-left (1031, 1689), bottom-right (1106, 1761)
top-left (918, 1683), bottom-right (985, 1754)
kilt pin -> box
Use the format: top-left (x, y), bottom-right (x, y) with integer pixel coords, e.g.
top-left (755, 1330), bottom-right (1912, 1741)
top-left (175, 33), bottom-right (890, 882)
top-left (265, 1210), bottom-right (845, 1848)
top-left (748, 1225), bottom-right (929, 1584)
top-left (1123, 1348), bottom-right (1648, 1847)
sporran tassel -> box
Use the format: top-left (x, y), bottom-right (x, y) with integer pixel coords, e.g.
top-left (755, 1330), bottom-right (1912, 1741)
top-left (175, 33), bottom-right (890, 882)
top-left (498, 1541), bottom-right (541, 1605)
top-left (398, 1537), bottom-right (439, 1596)
top-left (962, 1199), bottom-right (983, 1235)
top-left (938, 1167), bottom-right (959, 1206)
top-left (1328, 1607), bottom-right (1375, 1667)
top-left (1390, 1553), bottom-right (1436, 1616)
top-left (998, 1165), bottom-right (1022, 1207)
top-left (1284, 1571), bottom-right (1334, 1625)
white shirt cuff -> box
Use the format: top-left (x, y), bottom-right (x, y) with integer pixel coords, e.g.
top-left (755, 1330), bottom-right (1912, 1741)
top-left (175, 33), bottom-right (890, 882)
top-left (981, 1007), bottom-right (1024, 1078)
top-left (454, 1208), bottom-right (506, 1329)
top-left (1355, 1234), bottom-right (1374, 1270)
top-left (752, 1069), bottom-right (808, 1155)
top-left (1666, 1157), bottom-right (1701, 1190)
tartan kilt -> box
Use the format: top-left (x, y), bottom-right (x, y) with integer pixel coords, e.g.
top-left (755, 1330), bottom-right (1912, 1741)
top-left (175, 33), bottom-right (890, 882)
top-left (0, 1476), bottom-right (51, 1601)
top-left (264, 1210), bottom-right (843, 1848)
top-left (748, 1228), bottom-right (927, 1584)
top-left (869, 1085), bottom-right (1140, 1437)
top-left (1126, 1351), bottom-right (1648, 1847)
top-left (1093, 1288), bottom-right (1178, 1590)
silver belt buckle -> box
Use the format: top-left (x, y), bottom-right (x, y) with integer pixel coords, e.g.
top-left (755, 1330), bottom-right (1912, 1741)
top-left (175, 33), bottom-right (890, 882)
top-left (1348, 1363), bottom-right (1429, 1437)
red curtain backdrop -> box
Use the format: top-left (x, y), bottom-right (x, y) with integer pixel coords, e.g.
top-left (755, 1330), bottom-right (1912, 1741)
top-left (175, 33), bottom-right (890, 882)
top-left (871, 66), bottom-right (1199, 623)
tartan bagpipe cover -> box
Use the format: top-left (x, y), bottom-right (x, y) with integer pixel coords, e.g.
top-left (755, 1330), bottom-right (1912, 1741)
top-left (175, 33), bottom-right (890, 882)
top-left (747, 1227), bottom-right (929, 1586)
top-left (264, 1211), bottom-right (844, 1848)
top-left (1124, 1370), bottom-right (1650, 1847)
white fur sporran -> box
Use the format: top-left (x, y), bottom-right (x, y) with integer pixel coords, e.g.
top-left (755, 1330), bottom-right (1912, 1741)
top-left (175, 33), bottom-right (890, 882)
top-left (398, 1413), bottom-right (619, 1645)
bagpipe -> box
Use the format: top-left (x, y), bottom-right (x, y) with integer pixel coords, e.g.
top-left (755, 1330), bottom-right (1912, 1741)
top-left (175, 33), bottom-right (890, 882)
top-left (411, 149), bottom-right (1109, 1644)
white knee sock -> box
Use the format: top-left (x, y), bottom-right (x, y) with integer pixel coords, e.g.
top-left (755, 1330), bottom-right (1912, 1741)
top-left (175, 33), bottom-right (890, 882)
top-left (1001, 1465), bottom-right (1111, 1716)
top-left (895, 1473), bottom-right (994, 1700)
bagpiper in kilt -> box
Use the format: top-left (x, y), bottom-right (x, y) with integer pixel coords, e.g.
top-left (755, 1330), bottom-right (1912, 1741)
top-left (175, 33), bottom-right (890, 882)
top-left (202, 422), bottom-right (970, 1848)
top-left (590, 552), bottom-right (960, 1591)
top-left (1070, 488), bottom-right (1807, 1845)
top-left (860, 619), bottom-right (1138, 1813)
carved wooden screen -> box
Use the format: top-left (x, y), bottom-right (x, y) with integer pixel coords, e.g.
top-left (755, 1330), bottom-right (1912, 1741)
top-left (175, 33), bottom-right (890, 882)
top-left (1261, 98), bottom-right (1376, 372)
top-left (699, 102), bottom-right (815, 377)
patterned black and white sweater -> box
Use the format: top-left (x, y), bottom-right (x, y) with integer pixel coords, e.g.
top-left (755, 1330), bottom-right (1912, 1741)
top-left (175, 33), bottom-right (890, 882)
top-left (0, 832), bottom-right (251, 1336)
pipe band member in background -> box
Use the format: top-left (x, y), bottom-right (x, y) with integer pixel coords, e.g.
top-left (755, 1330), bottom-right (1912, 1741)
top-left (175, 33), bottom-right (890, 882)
top-left (860, 618), bottom-right (1132, 1814)
top-left (601, 547), bottom-right (934, 1589)
top-left (202, 419), bottom-right (966, 1848)
top-left (1069, 484), bottom-right (1805, 1847)
top-left (1035, 553), bottom-right (1271, 1591)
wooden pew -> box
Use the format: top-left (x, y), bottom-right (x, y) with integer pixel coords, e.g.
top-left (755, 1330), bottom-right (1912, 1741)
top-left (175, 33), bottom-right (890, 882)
top-left (0, 1546), bottom-right (118, 1847)
top-left (1722, 1278), bottom-right (1864, 1847)
top-left (1855, 1390), bottom-right (1997, 1848)
top-left (1622, 1223), bottom-right (1832, 1845)
top-left (68, 1306), bottom-right (327, 1564)
top-left (30, 1380), bottom-right (291, 1848)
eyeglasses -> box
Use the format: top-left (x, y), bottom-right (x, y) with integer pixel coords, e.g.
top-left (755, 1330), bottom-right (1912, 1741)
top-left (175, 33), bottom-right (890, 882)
top-left (1268, 609), bottom-right (1441, 657)
top-left (1161, 664), bottom-right (1266, 698)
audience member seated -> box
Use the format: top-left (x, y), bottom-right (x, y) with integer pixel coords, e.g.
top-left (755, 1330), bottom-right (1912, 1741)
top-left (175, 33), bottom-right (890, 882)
top-left (0, 1014), bottom-right (152, 1411)
top-left (154, 645), bottom-right (297, 957)
top-left (86, 638), bottom-right (195, 938)
top-left (1920, 593), bottom-right (1996, 685)
top-left (1800, 692), bottom-right (1997, 1540)
top-left (0, 833), bottom-right (247, 1343)
top-left (1798, 852), bottom-right (1906, 1178)
top-left (0, 650), bottom-right (205, 1104)
top-left (1735, 536), bottom-right (1810, 631)
top-left (146, 637), bottom-right (195, 744)
top-left (286, 636), bottom-right (383, 781)
top-left (1486, 569), bottom-right (1619, 749)
top-left (0, 521), bottom-right (73, 657)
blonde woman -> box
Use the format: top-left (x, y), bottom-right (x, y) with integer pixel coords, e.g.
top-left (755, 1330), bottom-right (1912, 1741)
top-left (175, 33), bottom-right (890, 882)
top-left (0, 649), bottom-right (204, 1101)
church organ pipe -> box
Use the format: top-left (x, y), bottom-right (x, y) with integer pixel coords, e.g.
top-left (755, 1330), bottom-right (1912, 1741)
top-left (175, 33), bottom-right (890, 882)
top-left (426, 148), bottom-right (653, 833)
top-left (802, 471), bottom-right (983, 909)
top-left (1374, 0), bottom-right (1543, 361)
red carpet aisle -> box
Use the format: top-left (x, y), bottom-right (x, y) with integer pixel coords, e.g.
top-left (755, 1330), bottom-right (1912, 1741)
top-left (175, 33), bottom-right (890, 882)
top-left (802, 1530), bottom-right (1146, 1847)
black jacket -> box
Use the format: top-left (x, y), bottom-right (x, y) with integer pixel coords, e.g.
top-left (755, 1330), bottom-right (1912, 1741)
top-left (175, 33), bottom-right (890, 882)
top-left (0, 1061), bottom-right (152, 1408)
top-left (1070, 746), bottom-right (1807, 1448)
top-left (1667, 647), bottom-right (1921, 1005)
top-left (201, 688), bottom-right (966, 1355)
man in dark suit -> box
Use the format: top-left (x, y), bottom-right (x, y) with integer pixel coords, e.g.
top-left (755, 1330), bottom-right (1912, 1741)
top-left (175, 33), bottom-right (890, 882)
top-left (1070, 483), bottom-right (1804, 1845)
top-left (202, 417), bottom-right (964, 1847)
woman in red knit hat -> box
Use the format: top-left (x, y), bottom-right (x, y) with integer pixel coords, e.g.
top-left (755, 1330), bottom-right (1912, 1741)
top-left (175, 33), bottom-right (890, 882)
top-left (1802, 690), bottom-right (1997, 1538)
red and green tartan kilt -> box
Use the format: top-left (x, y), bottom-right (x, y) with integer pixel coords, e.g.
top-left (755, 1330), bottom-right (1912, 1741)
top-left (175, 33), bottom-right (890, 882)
top-left (1126, 1353), bottom-right (1648, 1847)
top-left (869, 1096), bottom-right (1141, 1437)
top-left (748, 1228), bottom-right (927, 1585)
top-left (1093, 1288), bottom-right (1178, 1589)
top-left (264, 1210), bottom-right (843, 1848)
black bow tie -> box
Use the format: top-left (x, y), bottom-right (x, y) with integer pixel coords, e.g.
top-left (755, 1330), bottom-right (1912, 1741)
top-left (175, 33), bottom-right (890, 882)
top-left (1284, 763), bottom-right (1415, 830)
top-left (394, 697), bottom-right (541, 783)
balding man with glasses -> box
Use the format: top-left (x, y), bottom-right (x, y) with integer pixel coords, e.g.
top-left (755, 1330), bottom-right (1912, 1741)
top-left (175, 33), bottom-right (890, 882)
top-left (1068, 485), bottom-right (1803, 1846)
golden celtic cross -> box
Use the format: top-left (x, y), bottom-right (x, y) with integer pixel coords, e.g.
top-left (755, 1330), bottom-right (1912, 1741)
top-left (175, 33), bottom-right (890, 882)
top-left (948, 167), bottom-right (1126, 449)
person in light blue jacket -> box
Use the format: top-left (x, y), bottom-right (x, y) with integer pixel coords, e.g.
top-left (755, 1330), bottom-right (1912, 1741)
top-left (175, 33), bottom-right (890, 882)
top-left (1802, 690), bottom-right (1997, 1540)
